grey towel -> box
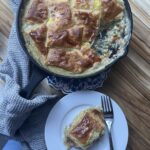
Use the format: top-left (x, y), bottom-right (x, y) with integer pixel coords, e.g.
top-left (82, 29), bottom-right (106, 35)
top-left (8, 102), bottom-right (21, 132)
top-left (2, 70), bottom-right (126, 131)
top-left (0, 0), bottom-right (61, 149)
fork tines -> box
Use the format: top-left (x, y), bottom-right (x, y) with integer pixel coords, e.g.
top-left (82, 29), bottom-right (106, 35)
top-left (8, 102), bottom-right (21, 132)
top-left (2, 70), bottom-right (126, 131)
top-left (101, 96), bottom-right (113, 117)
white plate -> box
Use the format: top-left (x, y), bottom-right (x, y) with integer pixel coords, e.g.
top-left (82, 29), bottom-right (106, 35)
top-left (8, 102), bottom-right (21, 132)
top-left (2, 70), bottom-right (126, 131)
top-left (45, 91), bottom-right (128, 150)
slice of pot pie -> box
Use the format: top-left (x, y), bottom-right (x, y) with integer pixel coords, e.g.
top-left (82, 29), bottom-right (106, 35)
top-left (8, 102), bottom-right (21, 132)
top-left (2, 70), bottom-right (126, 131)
top-left (22, 0), bottom-right (125, 74)
top-left (64, 107), bottom-right (105, 150)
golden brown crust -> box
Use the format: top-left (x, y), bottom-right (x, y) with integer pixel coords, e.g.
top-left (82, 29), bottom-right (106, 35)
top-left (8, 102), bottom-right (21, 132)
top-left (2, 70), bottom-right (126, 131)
top-left (26, 0), bottom-right (48, 23)
top-left (29, 25), bottom-right (48, 55)
top-left (102, 0), bottom-right (123, 22)
top-left (46, 48), bottom-right (66, 65)
top-left (65, 108), bottom-right (105, 149)
top-left (71, 0), bottom-right (95, 9)
top-left (67, 27), bottom-right (83, 46)
top-left (74, 10), bottom-right (100, 41)
top-left (47, 27), bottom-right (83, 47)
top-left (71, 114), bottom-right (96, 144)
top-left (23, 0), bottom-right (123, 73)
top-left (48, 2), bottom-right (72, 31)
top-left (46, 47), bottom-right (100, 73)
top-left (47, 30), bottom-right (68, 47)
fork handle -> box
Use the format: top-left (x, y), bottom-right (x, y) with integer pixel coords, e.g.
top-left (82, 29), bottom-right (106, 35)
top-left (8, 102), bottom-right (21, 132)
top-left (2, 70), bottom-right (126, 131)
top-left (108, 132), bottom-right (114, 150)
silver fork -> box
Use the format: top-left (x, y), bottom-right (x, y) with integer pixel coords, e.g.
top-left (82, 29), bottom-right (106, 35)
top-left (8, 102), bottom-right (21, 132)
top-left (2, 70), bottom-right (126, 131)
top-left (101, 96), bottom-right (114, 150)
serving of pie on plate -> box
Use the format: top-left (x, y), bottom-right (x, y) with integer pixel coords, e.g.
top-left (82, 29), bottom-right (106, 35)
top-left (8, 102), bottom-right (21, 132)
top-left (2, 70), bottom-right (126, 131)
top-left (64, 107), bottom-right (105, 150)
top-left (21, 0), bottom-right (130, 77)
top-left (44, 91), bottom-right (129, 150)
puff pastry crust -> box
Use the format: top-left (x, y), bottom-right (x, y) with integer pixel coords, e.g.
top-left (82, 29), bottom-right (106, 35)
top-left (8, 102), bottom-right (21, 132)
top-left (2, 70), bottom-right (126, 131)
top-left (64, 108), bottom-right (105, 149)
top-left (26, 0), bottom-right (48, 23)
top-left (23, 0), bottom-right (123, 73)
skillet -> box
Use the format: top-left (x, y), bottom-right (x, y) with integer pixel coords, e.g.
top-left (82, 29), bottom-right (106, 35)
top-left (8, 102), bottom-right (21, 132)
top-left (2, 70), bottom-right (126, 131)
top-left (17, 0), bottom-right (133, 99)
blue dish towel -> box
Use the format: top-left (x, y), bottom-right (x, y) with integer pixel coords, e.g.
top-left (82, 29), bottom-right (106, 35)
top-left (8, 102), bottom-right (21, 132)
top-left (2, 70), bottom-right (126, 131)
top-left (0, 0), bottom-right (61, 149)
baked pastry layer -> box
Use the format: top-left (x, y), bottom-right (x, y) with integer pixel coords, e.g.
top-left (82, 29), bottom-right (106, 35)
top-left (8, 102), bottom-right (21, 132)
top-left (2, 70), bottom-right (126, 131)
top-left (64, 107), bottom-right (105, 149)
top-left (22, 0), bottom-right (128, 75)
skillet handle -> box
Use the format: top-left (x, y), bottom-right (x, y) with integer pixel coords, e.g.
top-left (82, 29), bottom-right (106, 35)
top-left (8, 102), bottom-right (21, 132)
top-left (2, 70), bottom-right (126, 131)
top-left (20, 65), bottom-right (48, 99)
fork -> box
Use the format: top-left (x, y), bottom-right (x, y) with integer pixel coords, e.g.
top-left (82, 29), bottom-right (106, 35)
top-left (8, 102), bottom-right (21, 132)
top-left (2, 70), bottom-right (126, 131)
top-left (101, 96), bottom-right (114, 150)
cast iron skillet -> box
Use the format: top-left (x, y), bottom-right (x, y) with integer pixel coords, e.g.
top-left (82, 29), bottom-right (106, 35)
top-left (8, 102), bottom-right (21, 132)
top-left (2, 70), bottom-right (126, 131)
top-left (17, 0), bottom-right (133, 99)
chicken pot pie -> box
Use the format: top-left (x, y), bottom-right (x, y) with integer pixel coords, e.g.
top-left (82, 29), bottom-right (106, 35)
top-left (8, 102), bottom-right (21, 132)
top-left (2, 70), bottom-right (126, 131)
top-left (64, 107), bottom-right (105, 149)
top-left (21, 0), bottom-right (131, 77)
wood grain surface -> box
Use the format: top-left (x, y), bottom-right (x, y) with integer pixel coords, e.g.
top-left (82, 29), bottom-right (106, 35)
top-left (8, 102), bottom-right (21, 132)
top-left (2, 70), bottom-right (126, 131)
top-left (0, 0), bottom-right (150, 150)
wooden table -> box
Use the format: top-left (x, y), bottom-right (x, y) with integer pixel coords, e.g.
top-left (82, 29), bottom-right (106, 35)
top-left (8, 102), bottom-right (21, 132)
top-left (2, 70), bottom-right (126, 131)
top-left (0, 0), bottom-right (150, 150)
